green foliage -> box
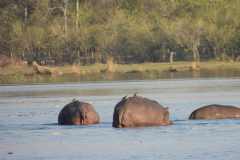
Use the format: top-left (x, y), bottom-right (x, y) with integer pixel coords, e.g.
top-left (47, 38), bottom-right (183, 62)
top-left (0, 0), bottom-right (240, 64)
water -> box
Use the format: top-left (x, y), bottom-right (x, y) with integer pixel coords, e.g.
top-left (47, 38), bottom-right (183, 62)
top-left (0, 78), bottom-right (240, 160)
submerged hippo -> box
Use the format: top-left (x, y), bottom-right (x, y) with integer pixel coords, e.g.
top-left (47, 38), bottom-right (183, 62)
top-left (58, 100), bottom-right (100, 125)
top-left (112, 95), bottom-right (172, 128)
top-left (189, 104), bottom-right (240, 120)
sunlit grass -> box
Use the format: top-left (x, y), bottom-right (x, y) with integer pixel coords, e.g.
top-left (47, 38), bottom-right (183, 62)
top-left (0, 61), bottom-right (240, 77)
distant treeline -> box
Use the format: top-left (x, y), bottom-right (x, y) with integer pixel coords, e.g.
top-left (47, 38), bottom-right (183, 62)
top-left (0, 0), bottom-right (240, 65)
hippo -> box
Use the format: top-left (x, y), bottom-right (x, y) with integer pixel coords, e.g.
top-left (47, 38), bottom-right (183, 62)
top-left (189, 104), bottom-right (240, 120)
top-left (58, 100), bottom-right (100, 125)
top-left (112, 95), bottom-right (172, 128)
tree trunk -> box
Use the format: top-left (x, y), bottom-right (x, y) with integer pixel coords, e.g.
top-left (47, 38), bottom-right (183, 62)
top-left (76, 0), bottom-right (79, 30)
top-left (213, 46), bottom-right (217, 59)
top-left (192, 43), bottom-right (200, 64)
top-left (64, 1), bottom-right (68, 35)
top-left (24, 7), bottom-right (28, 24)
top-left (169, 51), bottom-right (175, 64)
top-left (191, 43), bottom-right (200, 71)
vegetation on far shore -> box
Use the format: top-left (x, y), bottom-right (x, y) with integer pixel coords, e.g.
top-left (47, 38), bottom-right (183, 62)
top-left (1, 0), bottom-right (240, 65)
top-left (1, 0), bottom-right (240, 84)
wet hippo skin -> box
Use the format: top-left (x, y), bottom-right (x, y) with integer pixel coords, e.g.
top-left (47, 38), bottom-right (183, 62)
top-left (113, 95), bottom-right (172, 128)
top-left (58, 100), bottom-right (100, 125)
top-left (189, 104), bottom-right (240, 120)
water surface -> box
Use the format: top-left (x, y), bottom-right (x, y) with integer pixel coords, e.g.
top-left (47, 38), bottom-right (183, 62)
top-left (0, 78), bottom-right (240, 160)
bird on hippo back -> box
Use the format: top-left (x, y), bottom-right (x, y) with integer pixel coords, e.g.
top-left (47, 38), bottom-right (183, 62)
top-left (58, 100), bottom-right (100, 125)
top-left (189, 104), bottom-right (240, 120)
top-left (112, 94), bottom-right (172, 128)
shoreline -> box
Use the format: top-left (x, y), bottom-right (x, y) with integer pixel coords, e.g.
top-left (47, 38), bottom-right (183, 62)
top-left (0, 61), bottom-right (240, 84)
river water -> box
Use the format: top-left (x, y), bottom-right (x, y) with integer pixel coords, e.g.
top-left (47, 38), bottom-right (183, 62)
top-left (0, 78), bottom-right (240, 160)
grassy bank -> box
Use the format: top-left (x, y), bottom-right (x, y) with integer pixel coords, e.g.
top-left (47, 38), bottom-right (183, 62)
top-left (1, 61), bottom-right (240, 76)
top-left (0, 61), bottom-right (240, 84)
top-left (39, 61), bottom-right (240, 74)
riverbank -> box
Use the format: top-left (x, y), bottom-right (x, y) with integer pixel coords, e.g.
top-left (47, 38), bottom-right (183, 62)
top-left (0, 61), bottom-right (240, 84)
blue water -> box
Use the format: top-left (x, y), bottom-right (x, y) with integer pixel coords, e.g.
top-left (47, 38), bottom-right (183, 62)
top-left (0, 78), bottom-right (240, 160)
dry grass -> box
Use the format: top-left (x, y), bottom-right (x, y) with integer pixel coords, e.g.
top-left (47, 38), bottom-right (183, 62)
top-left (0, 63), bottom-right (34, 76)
top-left (1, 61), bottom-right (240, 77)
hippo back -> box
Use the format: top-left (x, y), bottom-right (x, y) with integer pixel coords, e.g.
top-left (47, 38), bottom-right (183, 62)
top-left (113, 96), bottom-right (171, 128)
top-left (189, 104), bottom-right (240, 120)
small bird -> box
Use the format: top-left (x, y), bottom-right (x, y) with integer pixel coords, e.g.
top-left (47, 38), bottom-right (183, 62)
top-left (72, 98), bottom-right (77, 102)
top-left (133, 92), bottom-right (138, 97)
top-left (121, 95), bottom-right (127, 100)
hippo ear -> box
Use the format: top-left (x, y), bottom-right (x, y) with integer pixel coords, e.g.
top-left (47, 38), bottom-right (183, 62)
top-left (133, 92), bottom-right (138, 96)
